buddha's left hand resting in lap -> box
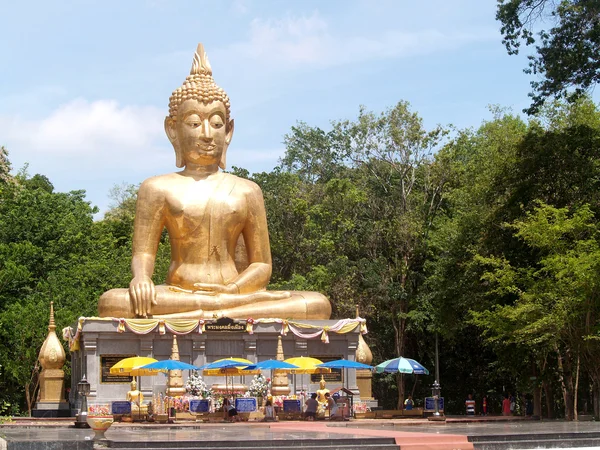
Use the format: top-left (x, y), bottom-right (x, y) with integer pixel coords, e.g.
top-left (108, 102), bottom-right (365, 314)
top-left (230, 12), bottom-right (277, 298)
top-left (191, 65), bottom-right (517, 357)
top-left (98, 44), bottom-right (331, 320)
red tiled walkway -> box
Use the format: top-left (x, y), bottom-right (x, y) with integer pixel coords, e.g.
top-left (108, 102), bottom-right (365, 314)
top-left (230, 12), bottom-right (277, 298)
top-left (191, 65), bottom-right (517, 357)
top-left (269, 421), bottom-right (474, 450)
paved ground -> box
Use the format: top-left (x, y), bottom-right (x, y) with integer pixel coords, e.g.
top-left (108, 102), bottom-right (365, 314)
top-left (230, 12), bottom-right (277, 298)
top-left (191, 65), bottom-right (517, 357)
top-left (2, 416), bottom-right (599, 449)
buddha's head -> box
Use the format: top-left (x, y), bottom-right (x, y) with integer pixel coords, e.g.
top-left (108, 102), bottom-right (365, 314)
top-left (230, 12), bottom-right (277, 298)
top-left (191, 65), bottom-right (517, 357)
top-left (319, 376), bottom-right (326, 389)
top-left (130, 379), bottom-right (137, 390)
top-left (165, 44), bottom-right (234, 169)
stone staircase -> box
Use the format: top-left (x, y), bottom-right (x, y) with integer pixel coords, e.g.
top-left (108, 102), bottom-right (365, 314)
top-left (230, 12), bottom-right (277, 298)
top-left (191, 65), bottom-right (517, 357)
top-left (106, 437), bottom-right (400, 450)
top-left (470, 431), bottom-right (600, 449)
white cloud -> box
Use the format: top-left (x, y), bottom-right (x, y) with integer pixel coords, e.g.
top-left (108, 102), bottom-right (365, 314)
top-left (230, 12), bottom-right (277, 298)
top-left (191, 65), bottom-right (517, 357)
top-left (225, 11), bottom-right (497, 70)
top-left (1, 98), bottom-right (164, 157)
top-left (0, 98), bottom-right (172, 212)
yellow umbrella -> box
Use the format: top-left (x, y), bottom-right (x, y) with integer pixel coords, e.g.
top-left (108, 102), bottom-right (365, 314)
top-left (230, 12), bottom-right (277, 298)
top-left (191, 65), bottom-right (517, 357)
top-left (284, 356), bottom-right (331, 374)
top-left (110, 356), bottom-right (161, 377)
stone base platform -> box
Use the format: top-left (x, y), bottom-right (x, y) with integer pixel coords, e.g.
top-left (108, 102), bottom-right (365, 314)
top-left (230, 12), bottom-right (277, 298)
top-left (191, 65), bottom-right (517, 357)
top-left (5, 418), bottom-right (600, 450)
top-left (66, 317), bottom-right (366, 409)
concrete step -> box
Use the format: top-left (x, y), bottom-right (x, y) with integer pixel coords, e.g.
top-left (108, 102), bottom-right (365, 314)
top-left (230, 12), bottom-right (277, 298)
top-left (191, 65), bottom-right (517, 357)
top-left (106, 437), bottom-right (399, 449)
top-left (471, 435), bottom-right (600, 450)
top-left (470, 432), bottom-right (600, 442)
top-left (109, 447), bottom-right (399, 450)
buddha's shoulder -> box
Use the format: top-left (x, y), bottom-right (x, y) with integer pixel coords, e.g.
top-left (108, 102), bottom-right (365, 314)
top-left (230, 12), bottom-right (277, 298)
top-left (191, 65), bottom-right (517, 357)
top-left (139, 173), bottom-right (181, 192)
top-left (226, 173), bottom-right (262, 194)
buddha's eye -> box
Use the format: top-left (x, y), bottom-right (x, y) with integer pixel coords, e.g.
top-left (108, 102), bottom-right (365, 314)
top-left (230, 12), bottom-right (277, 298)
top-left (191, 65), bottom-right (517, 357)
top-left (185, 114), bottom-right (201, 128)
top-left (210, 115), bottom-right (224, 129)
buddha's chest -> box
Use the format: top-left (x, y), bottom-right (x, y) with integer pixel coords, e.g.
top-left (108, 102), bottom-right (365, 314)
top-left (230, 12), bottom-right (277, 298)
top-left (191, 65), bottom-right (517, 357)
top-left (164, 180), bottom-right (246, 236)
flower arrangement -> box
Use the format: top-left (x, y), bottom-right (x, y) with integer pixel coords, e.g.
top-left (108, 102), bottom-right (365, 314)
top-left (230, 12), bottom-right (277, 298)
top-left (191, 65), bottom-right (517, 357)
top-left (88, 403), bottom-right (111, 416)
top-left (185, 371), bottom-right (212, 399)
top-left (353, 402), bottom-right (371, 413)
top-left (248, 374), bottom-right (269, 398)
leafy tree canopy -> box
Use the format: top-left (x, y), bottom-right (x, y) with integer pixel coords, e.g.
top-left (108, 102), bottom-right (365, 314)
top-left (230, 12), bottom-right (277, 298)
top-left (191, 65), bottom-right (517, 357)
top-left (497, 0), bottom-right (600, 114)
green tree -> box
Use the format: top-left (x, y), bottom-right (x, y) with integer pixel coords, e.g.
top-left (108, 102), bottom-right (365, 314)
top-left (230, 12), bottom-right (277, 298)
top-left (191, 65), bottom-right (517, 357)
top-left (497, 0), bottom-right (600, 114)
top-left (472, 202), bottom-right (600, 420)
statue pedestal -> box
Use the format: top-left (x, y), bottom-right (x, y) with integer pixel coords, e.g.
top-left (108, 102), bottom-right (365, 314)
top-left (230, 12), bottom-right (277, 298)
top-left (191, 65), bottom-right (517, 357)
top-left (34, 368), bottom-right (70, 417)
top-left (66, 317), bottom-right (366, 408)
top-left (32, 401), bottom-right (71, 418)
top-left (356, 369), bottom-right (373, 399)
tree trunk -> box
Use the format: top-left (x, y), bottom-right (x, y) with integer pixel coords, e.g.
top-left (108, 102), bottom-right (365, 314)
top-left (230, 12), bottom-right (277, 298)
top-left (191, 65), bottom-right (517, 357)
top-left (533, 385), bottom-right (542, 417)
top-left (574, 353), bottom-right (580, 421)
top-left (543, 381), bottom-right (555, 419)
top-left (556, 345), bottom-right (574, 420)
top-left (593, 382), bottom-right (600, 419)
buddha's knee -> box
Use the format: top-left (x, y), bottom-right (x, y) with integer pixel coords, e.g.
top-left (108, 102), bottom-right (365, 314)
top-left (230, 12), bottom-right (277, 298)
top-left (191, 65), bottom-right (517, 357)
top-left (293, 292), bottom-right (332, 319)
top-left (98, 289), bottom-right (132, 318)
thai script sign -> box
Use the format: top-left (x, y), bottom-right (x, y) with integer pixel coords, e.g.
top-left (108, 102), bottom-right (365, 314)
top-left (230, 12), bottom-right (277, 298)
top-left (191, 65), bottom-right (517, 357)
top-left (205, 317), bottom-right (245, 332)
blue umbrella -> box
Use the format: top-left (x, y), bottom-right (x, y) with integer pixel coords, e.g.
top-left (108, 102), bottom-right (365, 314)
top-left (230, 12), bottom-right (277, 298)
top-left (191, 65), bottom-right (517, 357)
top-left (137, 360), bottom-right (200, 371)
top-left (316, 359), bottom-right (372, 370)
top-left (254, 359), bottom-right (299, 370)
top-left (405, 358), bottom-right (429, 375)
top-left (376, 357), bottom-right (429, 375)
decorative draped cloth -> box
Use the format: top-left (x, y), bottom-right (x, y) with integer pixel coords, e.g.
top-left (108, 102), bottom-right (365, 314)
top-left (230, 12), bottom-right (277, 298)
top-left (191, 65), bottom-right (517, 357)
top-left (62, 317), bottom-right (367, 352)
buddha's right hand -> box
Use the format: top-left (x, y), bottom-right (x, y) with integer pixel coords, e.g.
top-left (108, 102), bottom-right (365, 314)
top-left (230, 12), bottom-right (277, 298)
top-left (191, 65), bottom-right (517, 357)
top-left (129, 276), bottom-right (158, 317)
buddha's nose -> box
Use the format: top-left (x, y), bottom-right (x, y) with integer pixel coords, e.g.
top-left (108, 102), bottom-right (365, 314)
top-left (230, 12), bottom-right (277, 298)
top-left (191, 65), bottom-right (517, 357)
top-left (200, 119), bottom-right (212, 139)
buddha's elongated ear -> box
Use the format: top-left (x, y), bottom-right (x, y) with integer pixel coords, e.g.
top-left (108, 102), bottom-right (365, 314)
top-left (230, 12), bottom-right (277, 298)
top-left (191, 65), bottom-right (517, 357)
top-left (219, 119), bottom-right (234, 170)
top-left (165, 116), bottom-right (184, 168)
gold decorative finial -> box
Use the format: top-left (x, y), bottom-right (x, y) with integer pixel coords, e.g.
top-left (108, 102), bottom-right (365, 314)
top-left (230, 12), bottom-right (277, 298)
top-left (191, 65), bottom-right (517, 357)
top-left (49, 301), bottom-right (56, 331)
top-left (190, 43), bottom-right (212, 76)
top-left (166, 335), bottom-right (186, 397)
top-left (355, 304), bottom-right (360, 319)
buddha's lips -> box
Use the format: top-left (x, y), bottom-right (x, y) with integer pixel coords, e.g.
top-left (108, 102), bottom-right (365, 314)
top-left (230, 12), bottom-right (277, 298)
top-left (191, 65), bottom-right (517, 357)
top-left (196, 144), bottom-right (216, 151)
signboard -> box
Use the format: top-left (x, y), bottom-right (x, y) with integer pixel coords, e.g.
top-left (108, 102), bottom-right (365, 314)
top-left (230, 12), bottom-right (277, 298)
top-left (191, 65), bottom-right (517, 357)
top-left (205, 317), bottom-right (245, 332)
top-left (189, 399), bottom-right (210, 413)
top-left (424, 397), bottom-right (444, 411)
top-left (100, 355), bottom-right (135, 384)
top-left (235, 397), bottom-right (257, 412)
top-left (310, 355), bottom-right (343, 383)
top-left (283, 399), bottom-right (301, 412)
top-left (111, 401), bottom-right (132, 415)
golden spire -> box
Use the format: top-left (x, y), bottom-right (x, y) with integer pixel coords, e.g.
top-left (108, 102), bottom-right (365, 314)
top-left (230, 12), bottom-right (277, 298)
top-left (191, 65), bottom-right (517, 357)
top-left (272, 336), bottom-right (290, 395)
top-left (276, 335), bottom-right (284, 361)
top-left (49, 301), bottom-right (56, 331)
top-left (166, 335), bottom-right (186, 397)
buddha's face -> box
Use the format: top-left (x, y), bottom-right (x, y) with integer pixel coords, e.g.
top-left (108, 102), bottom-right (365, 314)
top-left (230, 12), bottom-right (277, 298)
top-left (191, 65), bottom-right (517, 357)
top-left (165, 99), bottom-right (234, 169)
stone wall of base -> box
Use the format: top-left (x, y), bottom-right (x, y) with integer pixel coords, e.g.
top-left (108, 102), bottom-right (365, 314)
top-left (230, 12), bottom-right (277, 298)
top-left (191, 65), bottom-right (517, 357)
top-left (68, 318), bottom-right (366, 410)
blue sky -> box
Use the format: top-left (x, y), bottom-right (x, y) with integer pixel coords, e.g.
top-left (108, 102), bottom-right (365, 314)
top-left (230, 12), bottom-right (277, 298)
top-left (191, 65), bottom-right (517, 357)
top-left (1, 0), bottom-right (549, 215)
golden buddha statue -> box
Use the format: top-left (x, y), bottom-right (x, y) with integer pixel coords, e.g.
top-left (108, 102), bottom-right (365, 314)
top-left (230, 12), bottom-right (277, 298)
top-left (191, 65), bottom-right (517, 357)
top-left (98, 44), bottom-right (331, 320)
top-left (316, 376), bottom-right (330, 416)
top-left (126, 380), bottom-right (147, 416)
top-left (316, 376), bottom-right (330, 404)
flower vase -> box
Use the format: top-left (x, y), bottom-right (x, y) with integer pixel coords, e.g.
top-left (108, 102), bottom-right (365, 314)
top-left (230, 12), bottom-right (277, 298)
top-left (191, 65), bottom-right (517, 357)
top-left (86, 416), bottom-right (114, 440)
top-left (86, 402), bottom-right (113, 440)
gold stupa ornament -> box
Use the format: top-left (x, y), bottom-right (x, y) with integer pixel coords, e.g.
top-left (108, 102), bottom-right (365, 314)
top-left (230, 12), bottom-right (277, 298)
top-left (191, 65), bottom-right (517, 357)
top-left (165, 335), bottom-right (186, 397)
top-left (271, 336), bottom-right (290, 396)
top-left (38, 302), bottom-right (66, 402)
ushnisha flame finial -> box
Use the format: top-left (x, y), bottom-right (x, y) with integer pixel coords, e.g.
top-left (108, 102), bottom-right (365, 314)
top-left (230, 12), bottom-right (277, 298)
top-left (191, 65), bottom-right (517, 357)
top-left (190, 43), bottom-right (212, 76)
top-left (168, 43), bottom-right (230, 121)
